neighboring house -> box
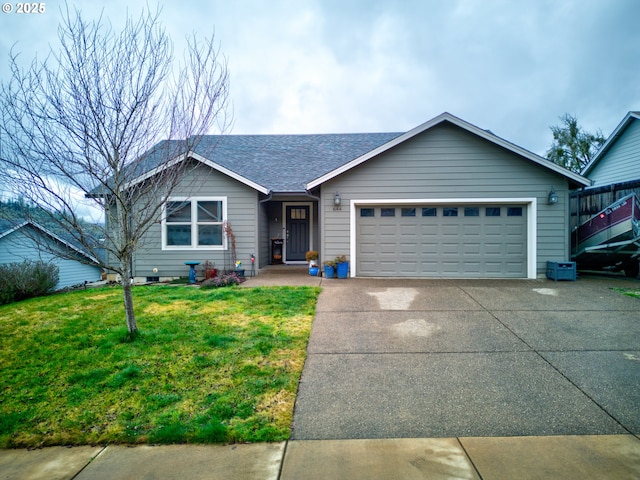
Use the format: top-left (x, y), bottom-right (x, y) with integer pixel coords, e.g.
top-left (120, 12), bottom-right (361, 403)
top-left (0, 220), bottom-right (103, 289)
top-left (119, 112), bottom-right (589, 280)
top-left (574, 111), bottom-right (640, 227)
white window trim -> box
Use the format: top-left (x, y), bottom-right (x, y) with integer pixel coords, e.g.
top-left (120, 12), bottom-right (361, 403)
top-left (162, 196), bottom-right (228, 250)
top-left (349, 198), bottom-right (537, 279)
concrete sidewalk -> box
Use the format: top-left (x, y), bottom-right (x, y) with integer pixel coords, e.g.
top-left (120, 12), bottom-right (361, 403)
top-left (2, 435), bottom-right (640, 479)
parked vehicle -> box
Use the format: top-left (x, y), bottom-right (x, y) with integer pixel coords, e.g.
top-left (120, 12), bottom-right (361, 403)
top-left (571, 193), bottom-right (640, 277)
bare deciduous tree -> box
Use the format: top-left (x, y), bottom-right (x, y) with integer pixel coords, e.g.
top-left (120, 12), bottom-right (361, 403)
top-left (0, 5), bottom-right (230, 335)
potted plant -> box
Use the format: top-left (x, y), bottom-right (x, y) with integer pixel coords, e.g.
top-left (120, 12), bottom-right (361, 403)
top-left (306, 251), bottom-right (319, 266)
top-left (335, 255), bottom-right (349, 279)
top-left (306, 250), bottom-right (319, 276)
top-left (203, 260), bottom-right (217, 280)
top-left (323, 259), bottom-right (336, 279)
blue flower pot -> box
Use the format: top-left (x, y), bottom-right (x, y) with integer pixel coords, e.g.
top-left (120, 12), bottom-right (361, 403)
top-left (324, 265), bottom-right (335, 279)
top-left (336, 262), bottom-right (349, 279)
top-left (309, 266), bottom-right (319, 276)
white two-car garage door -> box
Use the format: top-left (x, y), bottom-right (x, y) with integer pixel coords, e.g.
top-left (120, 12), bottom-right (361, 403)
top-left (356, 204), bottom-right (527, 278)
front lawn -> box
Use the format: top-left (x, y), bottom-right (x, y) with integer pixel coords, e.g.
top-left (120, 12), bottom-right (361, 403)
top-left (0, 285), bottom-right (320, 448)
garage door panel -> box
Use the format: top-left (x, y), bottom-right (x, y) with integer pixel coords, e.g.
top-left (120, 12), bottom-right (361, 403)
top-left (421, 245), bottom-right (438, 254)
top-left (463, 225), bottom-right (482, 236)
top-left (441, 243), bottom-right (460, 255)
top-left (356, 204), bottom-right (527, 278)
top-left (441, 261), bottom-right (461, 274)
top-left (506, 262), bottom-right (526, 274)
top-left (484, 243), bottom-right (502, 255)
top-left (441, 225), bottom-right (461, 236)
top-left (463, 244), bottom-right (482, 255)
top-left (420, 225), bottom-right (439, 235)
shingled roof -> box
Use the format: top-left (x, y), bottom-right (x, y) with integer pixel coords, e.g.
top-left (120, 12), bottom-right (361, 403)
top-left (108, 112), bottom-right (592, 195)
top-left (191, 133), bottom-right (402, 192)
top-left (123, 132), bottom-right (402, 193)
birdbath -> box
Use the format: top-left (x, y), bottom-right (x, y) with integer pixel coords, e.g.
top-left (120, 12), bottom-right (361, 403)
top-left (184, 261), bottom-right (200, 284)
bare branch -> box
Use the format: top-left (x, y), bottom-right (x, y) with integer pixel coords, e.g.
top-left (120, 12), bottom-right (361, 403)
top-left (0, 4), bottom-right (230, 333)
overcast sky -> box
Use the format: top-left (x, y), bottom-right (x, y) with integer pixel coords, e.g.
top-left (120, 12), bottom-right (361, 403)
top-left (1, 0), bottom-right (639, 157)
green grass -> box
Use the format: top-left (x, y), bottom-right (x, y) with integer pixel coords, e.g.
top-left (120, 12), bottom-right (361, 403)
top-left (0, 285), bottom-right (320, 448)
top-left (614, 287), bottom-right (640, 299)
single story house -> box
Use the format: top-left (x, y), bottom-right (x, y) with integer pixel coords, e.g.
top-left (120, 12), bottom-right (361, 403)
top-left (122, 112), bottom-right (590, 281)
top-left (0, 220), bottom-right (103, 289)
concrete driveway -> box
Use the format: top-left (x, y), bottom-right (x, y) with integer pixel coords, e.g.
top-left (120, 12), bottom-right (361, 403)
top-left (291, 276), bottom-right (640, 440)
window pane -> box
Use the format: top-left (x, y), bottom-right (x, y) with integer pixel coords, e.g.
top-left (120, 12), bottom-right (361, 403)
top-left (507, 207), bottom-right (523, 217)
top-left (381, 208), bottom-right (395, 217)
top-left (198, 201), bottom-right (222, 222)
top-left (167, 201), bottom-right (191, 222)
top-left (166, 225), bottom-right (191, 245)
top-left (422, 207), bottom-right (437, 217)
top-left (401, 207), bottom-right (416, 217)
top-left (464, 207), bottom-right (479, 217)
top-left (486, 207), bottom-right (501, 217)
top-left (198, 224), bottom-right (223, 246)
top-left (360, 208), bottom-right (375, 217)
top-left (443, 207), bottom-right (458, 217)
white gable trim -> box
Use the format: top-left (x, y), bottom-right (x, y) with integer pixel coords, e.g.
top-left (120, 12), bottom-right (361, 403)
top-left (124, 151), bottom-right (270, 195)
top-left (0, 221), bottom-right (28, 240)
top-left (581, 111), bottom-right (640, 177)
top-left (189, 152), bottom-right (271, 194)
top-left (307, 112), bottom-right (590, 190)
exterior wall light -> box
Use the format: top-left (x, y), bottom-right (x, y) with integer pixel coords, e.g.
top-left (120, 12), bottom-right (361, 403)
top-left (548, 187), bottom-right (559, 205)
top-left (333, 192), bottom-right (342, 211)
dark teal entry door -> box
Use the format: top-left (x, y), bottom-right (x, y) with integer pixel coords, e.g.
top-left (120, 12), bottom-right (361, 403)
top-left (286, 205), bottom-right (310, 261)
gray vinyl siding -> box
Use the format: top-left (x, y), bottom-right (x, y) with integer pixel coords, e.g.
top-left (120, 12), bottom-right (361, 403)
top-left (588, 120), bottom-right (640, 186)
top-left (0, 228), bottom-right (102, 289)
top-left (134, 164), bottom-right (260, 278)
top-left (320, 122), bottom-right (571, 276)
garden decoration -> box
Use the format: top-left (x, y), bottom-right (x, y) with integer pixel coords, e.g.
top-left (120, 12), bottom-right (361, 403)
top-left (234, 260), bottom-right (245, 278)
top-left (184, 261), bottom-right (200, 284)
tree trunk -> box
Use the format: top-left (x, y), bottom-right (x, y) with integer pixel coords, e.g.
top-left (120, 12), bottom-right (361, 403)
top-left (122, 281), bottom-right (137, 334)
top-left (121, 261), bottom-right (137, 334)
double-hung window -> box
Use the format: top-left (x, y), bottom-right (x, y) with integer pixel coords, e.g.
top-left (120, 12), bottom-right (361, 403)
top-left (163, 197), bottom-right (226, 249)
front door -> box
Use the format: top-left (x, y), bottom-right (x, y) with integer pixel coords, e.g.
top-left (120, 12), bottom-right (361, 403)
top-left (286, 205), bottom-right (310, 261)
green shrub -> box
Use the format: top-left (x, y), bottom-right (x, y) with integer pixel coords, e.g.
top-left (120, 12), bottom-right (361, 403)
top-left (0, 260), bottom-right (59, 304)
